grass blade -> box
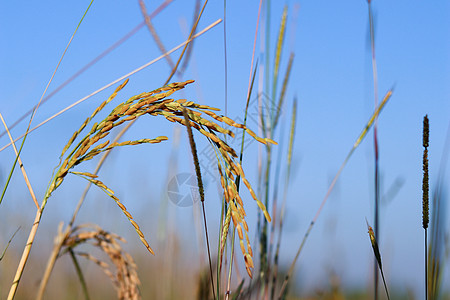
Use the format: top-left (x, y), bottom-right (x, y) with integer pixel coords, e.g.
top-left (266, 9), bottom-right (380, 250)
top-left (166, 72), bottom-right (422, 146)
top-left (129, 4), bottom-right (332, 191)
top-left (139, 0), bottom-right (175, 70)
top-left (366, 219), bottom-right (390, 300)
top-left (0, 227), bottom-right (20, 261)
top-left (69, 249), bottom-right (91, 300)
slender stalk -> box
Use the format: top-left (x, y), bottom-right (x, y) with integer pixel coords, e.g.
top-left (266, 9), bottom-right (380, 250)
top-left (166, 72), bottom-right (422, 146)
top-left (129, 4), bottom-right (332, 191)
top-left (0, 227), bottom-right (20, 261)
top-left (367, 2), bottom-right (380, 298)
top-left (422, 115), bottom-right (430, 300)
top-left (139, 0), bottom-right (175, 70)
top-left (69, 249), bottom-right (91, 300)
top-left (181, 108), bottom-right (215, 300)
top-left (179, 0), bottom-right (201, 74)
top-left (163, 0), bottom-right (209, 85)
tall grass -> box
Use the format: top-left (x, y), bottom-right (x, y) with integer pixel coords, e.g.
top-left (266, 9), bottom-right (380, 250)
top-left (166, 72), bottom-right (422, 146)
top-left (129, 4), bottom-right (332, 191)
top-left (1, 2), bottom-right (449, 300)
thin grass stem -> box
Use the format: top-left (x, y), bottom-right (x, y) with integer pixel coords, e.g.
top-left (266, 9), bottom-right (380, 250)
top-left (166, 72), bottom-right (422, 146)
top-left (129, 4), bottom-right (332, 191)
top-left (367, 2), bottom-right (380, 298)
top-left (0, 227), bottom-right (20, 261)
top-left (181, 108), bottom-right (215, 299)
top-left (163, 0), bottom-right (209, 85)
top-left (69, 249), bottom-right (91, 300)
top-left (139, 0), bottom-right (175, 70)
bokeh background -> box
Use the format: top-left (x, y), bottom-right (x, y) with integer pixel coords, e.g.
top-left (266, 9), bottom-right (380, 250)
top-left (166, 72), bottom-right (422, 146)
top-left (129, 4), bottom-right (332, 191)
top-left (0, 1), bottom-right (449, 299)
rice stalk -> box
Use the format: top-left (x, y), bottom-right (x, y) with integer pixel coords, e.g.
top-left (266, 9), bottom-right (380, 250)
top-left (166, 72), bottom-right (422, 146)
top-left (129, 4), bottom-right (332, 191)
top-left (62, 77), bottom-right (272, 290)
top-left (11, 46), bottom-right (272, 300)
top-left (9, 79), bottom-right (191, 299)
top-left (39, 13), bottom-right (208, 295)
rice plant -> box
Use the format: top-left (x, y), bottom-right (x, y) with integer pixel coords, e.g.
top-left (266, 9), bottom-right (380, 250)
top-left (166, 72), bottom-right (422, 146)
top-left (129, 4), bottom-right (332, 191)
top-left (1, 2), bottom-right (449, 300)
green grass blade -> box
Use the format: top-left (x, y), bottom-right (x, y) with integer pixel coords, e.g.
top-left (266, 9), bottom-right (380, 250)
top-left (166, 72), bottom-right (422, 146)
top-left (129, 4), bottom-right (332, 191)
top-left (0, 134), bottom-right (25, 206)
top-left (366, 219), bottom-right (390, 300)
top-left (69, 249), bottom-right (91, 300)
top-left (0, 227), bottom-right (20, 261)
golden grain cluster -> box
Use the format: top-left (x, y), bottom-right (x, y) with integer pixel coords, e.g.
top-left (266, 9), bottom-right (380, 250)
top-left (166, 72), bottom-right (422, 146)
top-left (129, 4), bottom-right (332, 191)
top-left (45, 79), bottom-right (274, 278)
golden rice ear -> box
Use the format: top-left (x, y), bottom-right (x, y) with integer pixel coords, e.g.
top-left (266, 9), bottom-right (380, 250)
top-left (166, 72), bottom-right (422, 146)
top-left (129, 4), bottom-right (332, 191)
top-left (53, 77), bottom-right (274, 281)
top-left (62, 224), bottom-right (140, 299)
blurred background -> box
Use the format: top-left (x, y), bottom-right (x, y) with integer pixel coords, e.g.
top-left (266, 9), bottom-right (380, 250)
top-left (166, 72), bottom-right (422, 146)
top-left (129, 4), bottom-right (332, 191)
top-left (0, 1), bottom-right (449, 299)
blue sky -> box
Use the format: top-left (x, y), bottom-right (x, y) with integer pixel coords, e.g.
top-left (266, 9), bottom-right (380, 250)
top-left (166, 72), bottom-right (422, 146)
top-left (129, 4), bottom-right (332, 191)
top-left (1, 0), bottom-right (449, 297)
